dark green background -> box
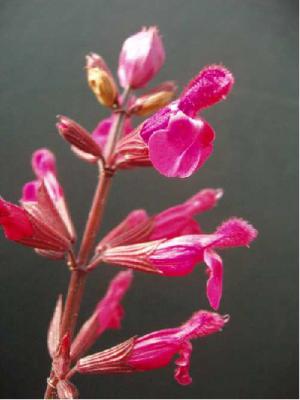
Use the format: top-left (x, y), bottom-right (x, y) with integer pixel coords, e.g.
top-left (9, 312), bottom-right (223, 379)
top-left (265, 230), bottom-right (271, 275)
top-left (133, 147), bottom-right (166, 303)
top-left (0, 0), bottom-right (298, 398)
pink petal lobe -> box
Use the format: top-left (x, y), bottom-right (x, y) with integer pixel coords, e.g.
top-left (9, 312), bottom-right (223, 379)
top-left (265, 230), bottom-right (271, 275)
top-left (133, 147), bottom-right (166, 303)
top-left (174, 341), bottom-right (193, 385)
top-left (148, 112), bottom-right (214, 178)
top-left (31, 148), bottom-right (57, 178)
top-left (204, 249), bottom-right (223, 310)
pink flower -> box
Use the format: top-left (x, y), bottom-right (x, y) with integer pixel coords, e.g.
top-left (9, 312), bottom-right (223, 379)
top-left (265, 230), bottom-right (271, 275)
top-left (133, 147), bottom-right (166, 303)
top-left (101, 218), bottom-right (258, 309)
top-left (70, 271), bottom-right (133, 361)
top-left (22, 149), bottom-right (76, 244)
top-left (150, 188), bottom-right (223, 240)
top-left (96, 188), bottom-right (222, 250)
top-left (75, 310), bottom-right (229, 385)
top-left (138, 65), bottom-right (234, 178)
top-left (118, 27), bottom-right (165, 89)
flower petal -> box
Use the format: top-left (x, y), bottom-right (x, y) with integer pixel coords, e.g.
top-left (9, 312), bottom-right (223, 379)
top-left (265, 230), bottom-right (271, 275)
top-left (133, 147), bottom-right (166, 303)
top-left (204, 249), bottom-right (223, 310)
top-left (148, 112), bottom-right (214, 178)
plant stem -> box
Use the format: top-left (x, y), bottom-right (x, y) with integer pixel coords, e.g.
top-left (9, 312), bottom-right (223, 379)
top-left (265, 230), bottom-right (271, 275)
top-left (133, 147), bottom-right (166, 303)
top-left (44, 88), bottom-right (130, 399)
top-left (77, 162), bottom-right (112, 267)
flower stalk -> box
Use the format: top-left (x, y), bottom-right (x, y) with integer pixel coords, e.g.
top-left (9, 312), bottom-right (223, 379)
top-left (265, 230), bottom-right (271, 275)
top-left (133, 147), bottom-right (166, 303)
top-left (44, 88), bottom-right (131, 398)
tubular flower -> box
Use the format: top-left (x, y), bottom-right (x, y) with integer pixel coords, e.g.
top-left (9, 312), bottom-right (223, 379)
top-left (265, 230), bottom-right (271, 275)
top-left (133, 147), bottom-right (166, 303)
top-left (96, 188), bottom-right (222, 250)
top-left (118, 26), bottom-right (165, 89)
top-left (150, 188), bottom-right (223, 240)
top-left (137, 65), bottom-right (234, 178)
top-left (100, 218), bottom-right (258, 309)
top-left (70, 270), bottom-right (133, 361)
top-left (21, 148), bottom-right (76, 244)
top-left (75, 310), bottom-right (229, 385)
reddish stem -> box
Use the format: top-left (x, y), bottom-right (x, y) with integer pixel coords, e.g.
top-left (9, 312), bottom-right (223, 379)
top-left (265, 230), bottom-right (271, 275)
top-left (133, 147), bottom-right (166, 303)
top-left (44, 88), bottom-right (131, 399)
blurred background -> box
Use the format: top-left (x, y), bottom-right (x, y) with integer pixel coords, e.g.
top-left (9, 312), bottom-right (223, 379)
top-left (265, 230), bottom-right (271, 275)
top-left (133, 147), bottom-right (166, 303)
top-left (0, 0), bottom-right (298, 398)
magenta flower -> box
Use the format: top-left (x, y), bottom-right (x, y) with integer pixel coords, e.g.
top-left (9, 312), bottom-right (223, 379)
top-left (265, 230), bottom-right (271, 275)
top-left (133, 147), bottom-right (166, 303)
top-left (150, 188), bottom-right (223, 240)
top-left (100, 218), bottom-right (257, 309)
top-left (75, 310), bottom-right (229, 385)
top-left (138, 65), bottom-right (234, 178)
top-left (118, 27), bottom-right (165, 89)
top-left (22, 148), bottom-right (76, 244)
top-left (70, 270), bottom-right (133, 361)
top-left (96, 188), bottom-right (222, 250)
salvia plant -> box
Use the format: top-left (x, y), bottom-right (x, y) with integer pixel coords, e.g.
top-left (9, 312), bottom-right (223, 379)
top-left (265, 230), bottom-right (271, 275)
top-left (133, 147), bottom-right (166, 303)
top-left (0, 27), bottom-right (258, 399)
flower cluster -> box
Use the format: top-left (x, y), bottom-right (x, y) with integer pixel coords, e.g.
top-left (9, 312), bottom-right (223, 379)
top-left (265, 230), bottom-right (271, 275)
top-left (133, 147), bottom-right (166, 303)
top-left (0, 26), bottom-right (257, 398)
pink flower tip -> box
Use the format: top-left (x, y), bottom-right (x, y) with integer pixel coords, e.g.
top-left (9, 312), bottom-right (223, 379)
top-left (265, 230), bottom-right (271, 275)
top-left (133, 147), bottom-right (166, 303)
top-left (216, 218), bottom-right (258, 248)
top-left (31, 148), bottom-right (57, 178)
top-left (181, 310), bottom-right (229, 339)
top-left (179, 64), bottom-right (235, 116)
top-left (85, 52), bottom-right (108, 70)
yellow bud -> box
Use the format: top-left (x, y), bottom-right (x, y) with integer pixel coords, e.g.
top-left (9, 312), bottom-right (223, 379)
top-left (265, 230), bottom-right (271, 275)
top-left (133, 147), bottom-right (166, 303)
top-left (87, 67), bottom-right (118, 108)
top-left (134, 90), bottom-right (175, 116)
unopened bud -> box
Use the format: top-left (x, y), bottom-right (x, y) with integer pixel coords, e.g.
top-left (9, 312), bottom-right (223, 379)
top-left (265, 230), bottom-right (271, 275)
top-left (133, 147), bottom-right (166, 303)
top-left (86, 53), bottom-right (118, 108)
top-left (130, 81), bottom-right (177, 116)
top-left (56, 116), bottom-right (103, 159)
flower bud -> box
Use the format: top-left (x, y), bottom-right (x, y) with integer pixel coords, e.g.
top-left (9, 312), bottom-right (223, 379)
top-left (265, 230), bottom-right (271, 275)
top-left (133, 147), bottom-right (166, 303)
top-left (86, 52), bottom-right (118, 107)
top-left (56, 115), bottom-right (103, 158)
top-left (118, 27), bottom-right (165, 89)
top-left (130, 81), bottom-right (177, 116)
